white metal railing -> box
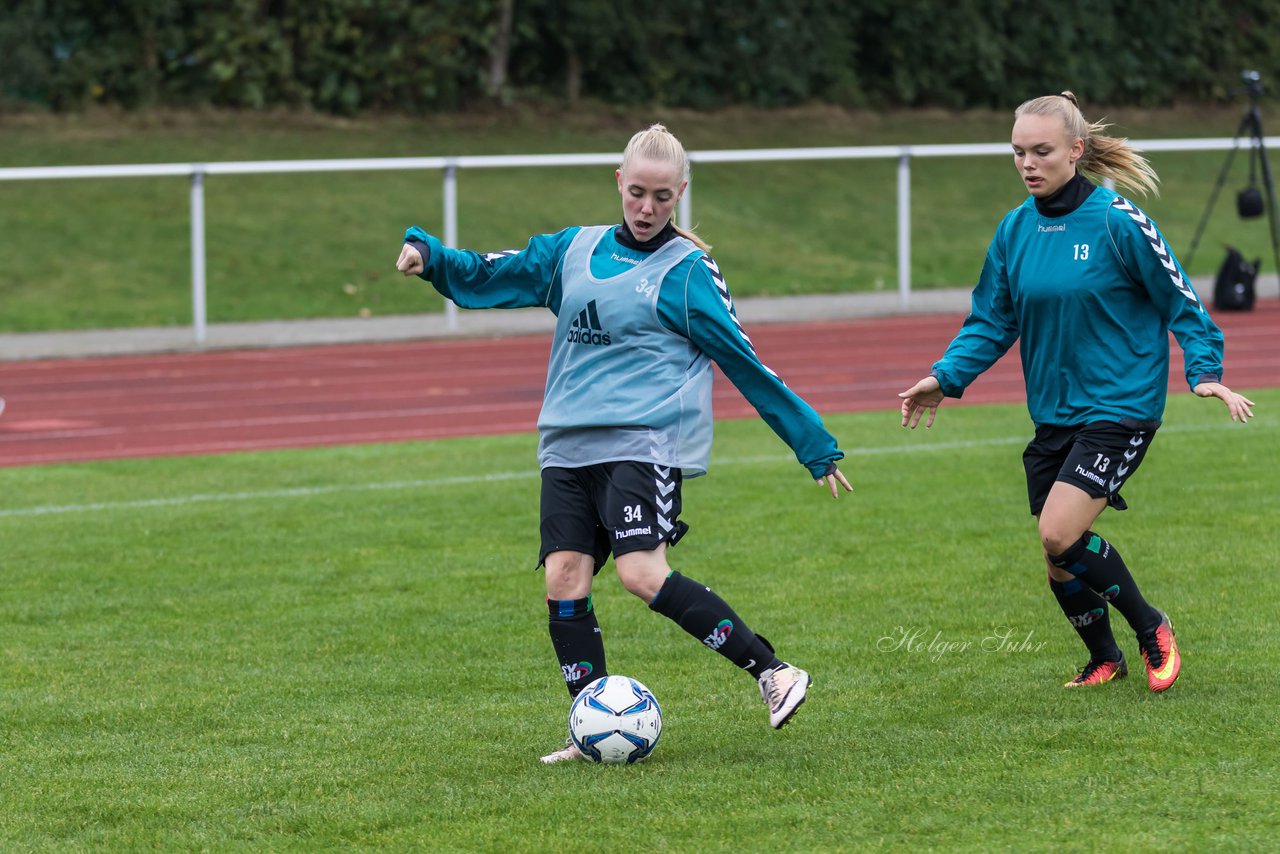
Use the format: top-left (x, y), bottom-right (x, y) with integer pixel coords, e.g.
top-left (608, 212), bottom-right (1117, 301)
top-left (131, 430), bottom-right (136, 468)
top-left (2, 137), bottom-right (1275, 344)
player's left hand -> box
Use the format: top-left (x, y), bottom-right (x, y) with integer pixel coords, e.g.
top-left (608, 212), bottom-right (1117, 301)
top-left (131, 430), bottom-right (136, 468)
top-left (815, 464), bottom-right (853, 499)
top-left (396, 243), bottom-right (424, 276)
top-left (899, 376), bottom-right (944, 429)
top-left (1193, 381), bottom-right (1255, 423)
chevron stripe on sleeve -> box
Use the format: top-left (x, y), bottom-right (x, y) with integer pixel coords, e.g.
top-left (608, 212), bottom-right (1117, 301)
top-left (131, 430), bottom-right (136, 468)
top-left (698, 254), bottom-right (779, 378)
top-left (1111, 198), bottom-right (1204, 312)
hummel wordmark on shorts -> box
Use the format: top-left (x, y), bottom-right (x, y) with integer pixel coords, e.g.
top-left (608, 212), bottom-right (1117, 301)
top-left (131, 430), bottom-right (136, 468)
top-left (538, 460), bottom-right (689, 572)
top-left (1022, 419), bottom-right (1161, 515)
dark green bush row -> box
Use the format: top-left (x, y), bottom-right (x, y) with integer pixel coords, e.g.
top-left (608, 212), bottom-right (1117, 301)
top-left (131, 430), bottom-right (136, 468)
top-left (2, 0), bottom-right (1277, 113)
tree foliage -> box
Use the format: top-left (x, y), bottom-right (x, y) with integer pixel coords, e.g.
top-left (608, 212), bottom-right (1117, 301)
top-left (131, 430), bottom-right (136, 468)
top-left (2, 0), bottom-right (1277, 113)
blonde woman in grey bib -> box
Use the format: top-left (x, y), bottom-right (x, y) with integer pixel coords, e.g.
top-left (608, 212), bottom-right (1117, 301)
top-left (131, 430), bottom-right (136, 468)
top-left (398, 124), bottom-right (851, 763)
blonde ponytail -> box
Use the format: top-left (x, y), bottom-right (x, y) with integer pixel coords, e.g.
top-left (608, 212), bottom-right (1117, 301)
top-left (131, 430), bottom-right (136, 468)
top-left (1015, 91), bottom-right (1160, 197)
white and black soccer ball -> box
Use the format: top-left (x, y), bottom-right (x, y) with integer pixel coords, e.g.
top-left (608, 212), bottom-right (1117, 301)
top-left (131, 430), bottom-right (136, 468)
top-left (568, 675), bottom-right (663, 764)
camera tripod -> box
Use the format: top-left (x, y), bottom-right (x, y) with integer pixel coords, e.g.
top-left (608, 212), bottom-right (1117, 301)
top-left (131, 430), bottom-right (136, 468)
top-left (1183, 72), bottom-right (1280, 279)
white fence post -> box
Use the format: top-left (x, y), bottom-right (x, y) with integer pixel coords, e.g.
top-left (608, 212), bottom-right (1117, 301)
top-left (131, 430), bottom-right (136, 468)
top-left (680, 182), bottom-right (692, 231)
top-left (443, 160), bottom-right (459, 330)
top-left (897, 151), bottom-right (911, 309)
top-left (190, 167), bottom-right (207, 345)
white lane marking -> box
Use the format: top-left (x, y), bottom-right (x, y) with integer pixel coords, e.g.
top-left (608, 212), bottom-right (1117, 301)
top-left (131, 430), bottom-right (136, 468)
top-left (0, 421), bottom-right (1270, 519)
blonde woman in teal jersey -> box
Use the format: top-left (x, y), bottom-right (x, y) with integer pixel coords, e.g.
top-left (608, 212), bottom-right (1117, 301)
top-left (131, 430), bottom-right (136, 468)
top-left (899, 93), bottom-right (1254, 693)
top-left (397, 124), bottom-right (851, 762)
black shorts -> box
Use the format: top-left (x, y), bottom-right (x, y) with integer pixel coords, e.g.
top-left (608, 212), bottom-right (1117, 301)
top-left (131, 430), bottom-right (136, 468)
top-left (1022, 419), bottom-right (1160, 515)
top-left (538, 461), bottom-right (689, 573)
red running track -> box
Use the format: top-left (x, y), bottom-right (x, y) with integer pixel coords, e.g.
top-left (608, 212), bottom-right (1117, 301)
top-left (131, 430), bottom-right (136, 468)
top-left (1, 304), bottom-right (1277, 468)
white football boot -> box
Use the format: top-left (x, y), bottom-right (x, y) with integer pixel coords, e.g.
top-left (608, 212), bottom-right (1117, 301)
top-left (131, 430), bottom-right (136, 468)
top-left (539, 736), bottom-right (585, 765)
top-left (758, 663), bottom-right (811, 729)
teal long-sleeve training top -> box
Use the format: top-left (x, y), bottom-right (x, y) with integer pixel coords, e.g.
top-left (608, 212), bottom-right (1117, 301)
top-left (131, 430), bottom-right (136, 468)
top-left (932, 177), bottom-right (1224, 427)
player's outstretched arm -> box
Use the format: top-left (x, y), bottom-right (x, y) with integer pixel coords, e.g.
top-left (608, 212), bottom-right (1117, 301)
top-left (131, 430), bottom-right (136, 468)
top-left (899, 376), bottom-right (945, 429)
top-left (1192, 381), bottom-right (1255, 423)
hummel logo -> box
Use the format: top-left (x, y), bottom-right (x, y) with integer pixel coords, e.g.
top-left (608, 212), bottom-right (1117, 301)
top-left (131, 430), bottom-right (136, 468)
top-left (566, 299), bottom-right (612, 345)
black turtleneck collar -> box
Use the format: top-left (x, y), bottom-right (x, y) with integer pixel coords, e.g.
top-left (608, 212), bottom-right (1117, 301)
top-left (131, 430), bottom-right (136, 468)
top-left (1035, 171), bottom-right (1096, 218)
top-left (614, 220), bottom-right (679, 251)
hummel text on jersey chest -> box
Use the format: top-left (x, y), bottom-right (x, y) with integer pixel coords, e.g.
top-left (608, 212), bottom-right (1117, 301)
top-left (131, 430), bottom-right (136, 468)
top-left (1037, 223), bottom-right (1066, 233)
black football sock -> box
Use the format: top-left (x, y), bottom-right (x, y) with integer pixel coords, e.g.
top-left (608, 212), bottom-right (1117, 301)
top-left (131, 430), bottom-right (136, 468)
top-left (1047, 572), bottom-right (1122, 662)
top-left (547, 595), bottom-right (606, 698)
top-left (648, 571), bottom-right (781, 679)
top-left (1048, 531), bottom-right (1161, 637)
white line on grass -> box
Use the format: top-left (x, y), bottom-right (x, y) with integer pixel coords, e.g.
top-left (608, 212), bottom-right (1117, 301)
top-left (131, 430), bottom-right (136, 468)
top-left (0, 422), bottom-right (1268, 519)
top-left (0, 471), bottom-right (536, 518)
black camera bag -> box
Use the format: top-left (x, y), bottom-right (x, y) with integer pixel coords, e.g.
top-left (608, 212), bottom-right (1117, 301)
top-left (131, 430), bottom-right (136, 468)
top-left (1213, 246), bottom-right (1258, 311)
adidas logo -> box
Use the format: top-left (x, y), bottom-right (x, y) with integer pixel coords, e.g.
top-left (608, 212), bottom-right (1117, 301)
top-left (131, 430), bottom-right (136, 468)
top-left (566, 299), bottom-right (612, 346)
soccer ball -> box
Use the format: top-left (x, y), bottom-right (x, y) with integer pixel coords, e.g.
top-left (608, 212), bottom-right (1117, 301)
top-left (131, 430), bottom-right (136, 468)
top-left (569, 675), bottom-right (663, 764)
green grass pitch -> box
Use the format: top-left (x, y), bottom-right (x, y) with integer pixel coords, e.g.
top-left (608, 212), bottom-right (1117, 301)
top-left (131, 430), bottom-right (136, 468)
top-left (1, 391), bottom-right (1276, 850)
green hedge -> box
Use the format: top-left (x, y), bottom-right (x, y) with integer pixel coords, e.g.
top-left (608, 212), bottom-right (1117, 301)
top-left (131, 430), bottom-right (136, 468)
top-left (2, 0), bottom-right (1278, 113)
